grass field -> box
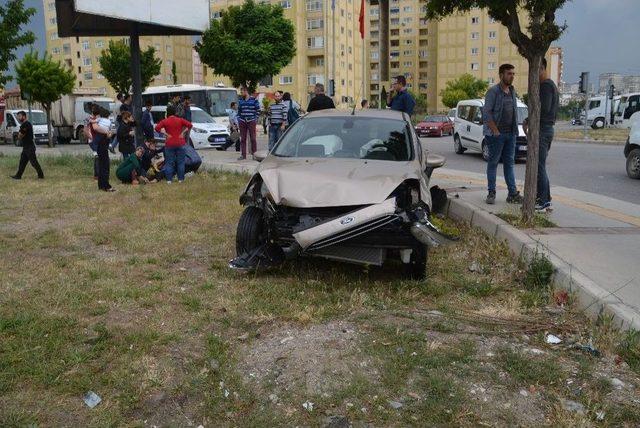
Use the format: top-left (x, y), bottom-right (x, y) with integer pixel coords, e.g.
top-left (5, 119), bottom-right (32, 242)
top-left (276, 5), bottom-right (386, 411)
top-left (555, 127), bottom-right (630, 143)
top-left (1, 154), bottom-right (639, 427)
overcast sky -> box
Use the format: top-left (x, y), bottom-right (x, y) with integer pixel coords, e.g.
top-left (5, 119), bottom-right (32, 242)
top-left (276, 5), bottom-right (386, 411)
top-left (8, 0), bottom-right (640, 89)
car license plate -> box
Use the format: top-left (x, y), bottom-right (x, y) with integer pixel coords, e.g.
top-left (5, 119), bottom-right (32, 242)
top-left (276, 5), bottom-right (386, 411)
top-left (214, 137), bottom-right (226, 142)
top-left (520, 145), bottom-right (527, 151)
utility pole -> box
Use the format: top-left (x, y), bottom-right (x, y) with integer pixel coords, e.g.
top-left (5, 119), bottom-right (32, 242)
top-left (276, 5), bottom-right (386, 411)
top-left (579, 71), bottom-right (589, 140)
top-left (331, 0), bottom-right (336, 100)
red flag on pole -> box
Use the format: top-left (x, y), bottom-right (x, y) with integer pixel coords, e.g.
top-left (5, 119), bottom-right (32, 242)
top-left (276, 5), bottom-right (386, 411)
top-left (358, 0), bottom-right (365, 39)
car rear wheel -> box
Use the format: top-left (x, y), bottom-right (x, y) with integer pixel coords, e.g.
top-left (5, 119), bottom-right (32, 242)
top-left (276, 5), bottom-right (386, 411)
top-left (236, 206), bottom-right (266, 256)
top-left (627, 148), bottom-right (640, 179)
top-left (405, 241), bottom-right (427, 280)
top-left (481, 140), bottom-right (490, 162)
top-left (592, 117), bottom-right (605, 129)
top-left (454, 134), bottom-right (465, 154)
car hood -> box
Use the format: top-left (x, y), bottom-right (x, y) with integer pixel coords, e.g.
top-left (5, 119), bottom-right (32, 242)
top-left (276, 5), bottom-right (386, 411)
top-left (418, 122), bottom-right (445, 127)
top-left (255, 156), bottom-right (423, 208)
top-left (193, 123), bottom-right (228, 133)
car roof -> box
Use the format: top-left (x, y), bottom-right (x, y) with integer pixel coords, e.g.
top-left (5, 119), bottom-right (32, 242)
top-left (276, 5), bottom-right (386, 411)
top-left (305, 108), bottom-right (410, 122)
top-left (457, 98), bottom-right (528, 108)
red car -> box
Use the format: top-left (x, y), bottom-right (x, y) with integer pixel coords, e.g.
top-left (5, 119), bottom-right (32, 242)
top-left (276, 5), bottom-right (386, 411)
top-left (415, 115), bottom-right (454, 137)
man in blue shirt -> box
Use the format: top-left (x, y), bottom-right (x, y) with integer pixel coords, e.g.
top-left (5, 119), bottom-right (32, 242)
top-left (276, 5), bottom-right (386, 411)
top-left (387, 75), bottom-right (416, 115)
top-left (237, 86), bottom-right (261, 160)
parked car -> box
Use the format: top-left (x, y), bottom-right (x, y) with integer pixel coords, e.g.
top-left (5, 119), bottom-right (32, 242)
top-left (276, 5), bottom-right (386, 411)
top-left (229, 109), bottom-right (450, 279)
top-left (453, 99), bottom-right (529, 162)
top-left (149, 106), bottom-right (229, 149)
top-left (415, 114), bottom-right (454, 137)
top-left (448, 108), bottom-right (457, 122)
top-left (624, 121), bottom-right (640, 179)
top-left (1, 109), bottom-right (49, 146)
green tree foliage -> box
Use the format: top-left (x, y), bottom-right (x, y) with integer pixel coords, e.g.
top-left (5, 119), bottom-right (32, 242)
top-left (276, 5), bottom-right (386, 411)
top-left (171, 61), bottom-right (178, 85)
top-left (98, 40), bottom-right (162, 95)
top-left (15, 51), bottom-right (75, 146)
top-left (195, 0), bottom-right (295, 92)
top-left (407, 89), bottom-right (428, 118)
top-left (0, 0), bottom-right (36, 88)
top-left (425, 0), bottom-right (568, 223)
top-left (440, 74), bottom-right (489, 108)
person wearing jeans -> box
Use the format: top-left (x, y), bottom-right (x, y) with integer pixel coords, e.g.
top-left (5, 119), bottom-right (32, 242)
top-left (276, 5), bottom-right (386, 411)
top-left (482, 63), bottom-right (523, 205)
top-left (237, 85), bottom-right (261, 160)
top-left (268, 91), bottom-right (287, 151)
top-left (154, 105), bottom-right (192, 183)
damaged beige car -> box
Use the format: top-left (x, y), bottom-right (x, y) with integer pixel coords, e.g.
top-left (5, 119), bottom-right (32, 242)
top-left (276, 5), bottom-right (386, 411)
top-left (230, 109), bottom-right (452, 279)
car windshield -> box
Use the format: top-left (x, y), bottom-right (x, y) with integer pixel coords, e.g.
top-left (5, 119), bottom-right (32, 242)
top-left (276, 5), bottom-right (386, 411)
top-left (273, 117), bottom-right (412, 161)
top-left (27, 111), bottom-right (47, 125)
top-left (191, 109), bottom-right (215, 124)
top-left (517, 107), bottom-right (528, 124)
top-left (424, 115), bottom-right (447, 122)
top-left (207, 90), bottom-right (238, 117)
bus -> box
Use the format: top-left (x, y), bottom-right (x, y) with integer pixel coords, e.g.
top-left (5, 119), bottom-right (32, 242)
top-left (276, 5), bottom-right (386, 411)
top-left (142, 84), bottom-right (237, 129)
top-left (614, 92), bottom-right (640, 129)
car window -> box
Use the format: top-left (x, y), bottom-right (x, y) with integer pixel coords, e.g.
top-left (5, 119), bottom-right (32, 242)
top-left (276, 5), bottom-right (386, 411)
top-left (6, 114), bottom-right (16, 127)
top-left (273, 117), bottom-right (412, 161)
top-left (457, 105), bottom-right (469, 121)
top-left (191, 110), bottom-right (215, 124)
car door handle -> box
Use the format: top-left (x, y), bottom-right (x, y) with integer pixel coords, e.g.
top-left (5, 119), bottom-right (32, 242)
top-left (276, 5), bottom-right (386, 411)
top-left (467, 125), bottom-right (470, 132)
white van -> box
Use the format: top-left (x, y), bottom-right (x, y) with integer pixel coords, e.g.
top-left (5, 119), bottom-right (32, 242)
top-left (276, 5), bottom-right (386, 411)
top-left (614, 92), bottom-right (640, 129)
top-left (149, 106), bottom-right (230, 149)
top-left (1, 110), bottom-right (50, 146)
top-left (453, 99), bottom-right (529, 162)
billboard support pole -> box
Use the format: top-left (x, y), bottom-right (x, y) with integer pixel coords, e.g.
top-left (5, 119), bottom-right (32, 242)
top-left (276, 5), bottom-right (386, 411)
top-left (130, 23), bottom-right (143, 145)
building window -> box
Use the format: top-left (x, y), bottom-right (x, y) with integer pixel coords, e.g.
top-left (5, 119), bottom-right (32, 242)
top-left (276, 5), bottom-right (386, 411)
top-left (82, 57), bottom-right (92, 66)
top-left (280, 0), bottom-right (292, 8)
top-left (487, 77), bottom-right (495, 84)
top-left (403, 61), bottom-right (413, 67)
top-left (488, 31), bottom-right (497, 39)
top-left (49, 17), bottom-right (56, 25)
top-left (212, 11), bottom-right (221, 19)
top-left (390, 7), bottom-right (399, 14)
top-left (306, 18), bottom-right (324, 30)
top-left (489, 17), bottom-right (497, 23)
top-left (315, 57), bottom-right (324, 66)
top-left (279, 76), bottom-right (293, 84)
top-left (95, 40), bottom-right (104, 48)
top-left (84, 72), bottom-right (93, 80)
top-left (50, 32), bottom-right (58, 40)
top-left (62, 44), bottom-right (70, 55)
top-left (371, 52), bottom-right (379, 59)
top-left (403, 28), bottom-right (413, 34)
top-left (82, 40), bottom-right (90, 50)
top-left (471, 16), bottom-right (479, 24)
top-left (471, 32), bottom-right (479, 40)
top-left (471, 63), bottom-right (479, 71)
top-left (418, 50), bottom-right (427, 58)
top-left (471, 47), bottom-right (479, 55)
top-left (166, 45), bottom-right (172, 53)
top-left (47, 2), bottom-right (55, 10)
top-left (403, 50), bottom-right (413, 56)
top-left (97, 73), bottom-right (104, 80)
top-left (51, 47), bottom-right (60, 55)
top-left (307, 36), bottom-right (324, 48)
top-left (402, 17), bottom-right (413, 24)
top-left (306, 0), bottom-right (322, 12)
top-left (308, 74), bottom-right (325, 85)
top-left (488, 62), bottom-right (496, 70)
top-left (403, 6), bottom-right (412, 12)
top-left (488, 46), bottom-right (496, 54)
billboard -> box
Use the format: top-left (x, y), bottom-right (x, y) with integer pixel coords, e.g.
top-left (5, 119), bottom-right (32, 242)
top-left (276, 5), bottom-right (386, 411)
top-left (73, 0), bottom-right (210, 33)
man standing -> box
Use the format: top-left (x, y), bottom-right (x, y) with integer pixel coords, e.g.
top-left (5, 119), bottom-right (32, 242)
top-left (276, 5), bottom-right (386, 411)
top-left (268, 91), bottom-right (287, 151)
top-left (482, 64), bottom-right (523, 205)
top-left (168, 94), bottom-right (185, 118)
top-left (141, 101), bottom-right (155, 141)
top-left (387, 75), bottom-right (415, 115)
top-left (110, 94), bottom-right (132, 153)
top-left (182, 96), bottom-right (193, 147)
top-left (306, 83), bottom-right (335, 112)
top-left (524, 58), bottom-right (559, 212)
top-left (10, 111), bottom-right (44, 180)
top-left (237, 86), bottom-right (261, 160)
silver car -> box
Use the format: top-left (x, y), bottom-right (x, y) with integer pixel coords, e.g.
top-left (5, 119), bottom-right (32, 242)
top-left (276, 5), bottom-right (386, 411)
top-left (230, 109), bottom-right (449, 279)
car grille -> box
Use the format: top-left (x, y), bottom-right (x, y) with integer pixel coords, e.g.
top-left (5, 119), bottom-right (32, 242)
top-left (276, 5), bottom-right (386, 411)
top-left (516, 136), bottom-right (527, 146)
top-left (305, 215), bottom-right (401, 251)
top-left (208, 134), bottom-right (229, 143)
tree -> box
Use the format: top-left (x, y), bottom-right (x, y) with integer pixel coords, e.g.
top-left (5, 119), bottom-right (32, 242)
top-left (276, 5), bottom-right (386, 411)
top-left (440, 74), bottom-right (489, 109)
top-left (0, 0), bottom-right (36, 88)
top-left (426, 1), bottom-right (567, 223)
top-left (521, 93), bottom-right (529, 106)
top-left (171, 61), bottom-right (178, 85)
top-left (195, 0), bottom-right (295, 92)
top-left (15, 51), bottom-right (75, 147)
top-left (407, 89), bottom-right (428, 119)
top-left (98, 40), bottom-right (162, 95)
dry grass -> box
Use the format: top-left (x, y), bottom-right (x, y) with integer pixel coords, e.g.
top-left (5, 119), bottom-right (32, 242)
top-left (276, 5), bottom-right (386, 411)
top-left (555, 127), bottom-right (630, 144)
top-left (1, 155), bottom-right (639, 426)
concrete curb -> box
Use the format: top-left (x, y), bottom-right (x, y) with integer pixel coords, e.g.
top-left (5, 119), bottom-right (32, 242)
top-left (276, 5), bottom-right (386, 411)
top-left (556, 137), bottom-right (625, 145)
top-left (445, 198), bottom-right (639, 331)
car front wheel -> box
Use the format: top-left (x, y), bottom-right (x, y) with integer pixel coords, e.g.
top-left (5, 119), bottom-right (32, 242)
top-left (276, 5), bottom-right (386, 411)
top-left (236, 206), bottom-right (266, 255)
top-left (627, 148), bottom-right (640, 179)
top-left (405, 241), bottom-right (427, 280)
top-left (454, 134), bottom-right (465, 154)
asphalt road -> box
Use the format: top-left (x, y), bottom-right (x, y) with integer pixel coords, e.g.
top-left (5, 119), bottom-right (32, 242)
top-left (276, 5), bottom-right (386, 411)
top-left (422, 134), bottom-right (639, 205)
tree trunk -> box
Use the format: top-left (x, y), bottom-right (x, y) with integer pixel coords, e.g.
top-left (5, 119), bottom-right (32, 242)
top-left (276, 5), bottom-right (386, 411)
top-left (522, 54), bottom-right (543, 224)
top-left (45, 105), bottom-right (54, 148)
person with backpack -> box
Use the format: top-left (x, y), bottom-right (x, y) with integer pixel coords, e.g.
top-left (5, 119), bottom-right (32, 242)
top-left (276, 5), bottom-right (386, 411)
top-left (282, 92), bottom-right (301, 128)
top-left (267, 91), bottom-right (288, 150)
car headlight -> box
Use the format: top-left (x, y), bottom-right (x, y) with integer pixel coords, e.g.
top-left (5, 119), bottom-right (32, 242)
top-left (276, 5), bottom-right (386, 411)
top-left (192, 127), bottom-right (208, 133)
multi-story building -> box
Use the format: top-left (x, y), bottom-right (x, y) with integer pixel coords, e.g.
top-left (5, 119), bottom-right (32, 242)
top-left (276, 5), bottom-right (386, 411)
top-left (43, 0), bottom-right (194, 98)
top-left (193, 50), bottom-right (204, 86)
top-left (623, 75), bottom-right (640, 93)
top-left (599, 73), bottom-right (624, 94)
top-left (547, 46), bottom-right (563, 87)
top-left (206, 0), bottom-right (366, 109)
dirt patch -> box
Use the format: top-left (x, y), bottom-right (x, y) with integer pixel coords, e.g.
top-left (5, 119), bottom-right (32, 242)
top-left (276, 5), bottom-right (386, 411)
top-left (237, 321), bottom-right (377, 398)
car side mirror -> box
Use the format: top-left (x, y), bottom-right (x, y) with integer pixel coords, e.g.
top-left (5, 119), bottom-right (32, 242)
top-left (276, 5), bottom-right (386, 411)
top-left (253, 150), bottom-right (268, 162)
top-left (473, 119), bottom-right (482, 125)
top-left (425, 153), bottom-right (446, 178)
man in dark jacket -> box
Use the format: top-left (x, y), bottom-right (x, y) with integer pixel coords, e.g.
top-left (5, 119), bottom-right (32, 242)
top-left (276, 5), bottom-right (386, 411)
top-left (117, 111), bottom-right (136, 159)
top-left (10, 111), bottom-right (44, 180)
top-left (141, 101), bottom-right (155, 141)
top-left (306, 83), bottom-right (335, 112)
top-left (387, 75), bottom-right (415, 115)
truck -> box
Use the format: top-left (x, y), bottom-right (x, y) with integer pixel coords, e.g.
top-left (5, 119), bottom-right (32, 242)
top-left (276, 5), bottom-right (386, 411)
top-left (1, 87), bottom-right (114, 144)
top-left (585, 95), bottom-right (620, 129)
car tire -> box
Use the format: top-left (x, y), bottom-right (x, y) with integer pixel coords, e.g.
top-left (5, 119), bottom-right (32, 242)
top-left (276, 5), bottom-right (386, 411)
top-left (454, 134), bottom-right (465, 154)
top-left (405, 241), bottom-right (427, 280)
top-left (627, 148), bottom-right (640, 179)
top-left (481, 140), bottom-right (490, 162)
top-left (592, 117), bottom-right (605, 129)
top-left (236, 206), bottom-right (265, 256)
top-left (439, 129), bottom-right (443, 138)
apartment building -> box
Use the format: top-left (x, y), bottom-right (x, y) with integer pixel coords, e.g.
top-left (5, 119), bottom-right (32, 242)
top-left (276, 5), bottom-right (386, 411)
top-left (43, 0), bottom-right (194, 98)
top-left (206, 0), bottom-right (366, 109)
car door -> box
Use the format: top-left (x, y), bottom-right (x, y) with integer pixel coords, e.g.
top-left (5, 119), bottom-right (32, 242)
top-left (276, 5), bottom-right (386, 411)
top-left (468, 106), bottom-right (484, 150)
top-left (455, 105), bottom-right (469, 143)
top-left (5, 113), bottom-right (17, 142)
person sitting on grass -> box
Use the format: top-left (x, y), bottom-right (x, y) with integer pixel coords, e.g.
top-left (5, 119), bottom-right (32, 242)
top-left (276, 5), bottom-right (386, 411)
top-left (116, 146), bottom-right (149, 185)
top-left (140, 138), bottom-right (163, 176)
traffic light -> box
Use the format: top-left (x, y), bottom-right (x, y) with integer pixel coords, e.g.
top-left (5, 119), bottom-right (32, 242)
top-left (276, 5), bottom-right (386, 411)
top-left (608, 84), bottom-right (615, 99)
top-left (578, 72), bottom-right (589, 94)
